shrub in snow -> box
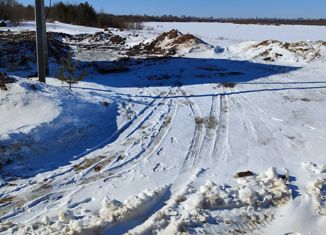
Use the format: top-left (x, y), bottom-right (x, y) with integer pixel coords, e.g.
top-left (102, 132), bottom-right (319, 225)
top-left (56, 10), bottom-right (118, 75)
top-left (0, 20), bottom-right (6, 27)
top-left (57, 52), bottom-right (88, 90)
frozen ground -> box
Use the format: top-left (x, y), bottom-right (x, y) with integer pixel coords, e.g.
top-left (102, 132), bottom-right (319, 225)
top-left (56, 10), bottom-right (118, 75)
top-left (0, 22), bottom-right (326, 234)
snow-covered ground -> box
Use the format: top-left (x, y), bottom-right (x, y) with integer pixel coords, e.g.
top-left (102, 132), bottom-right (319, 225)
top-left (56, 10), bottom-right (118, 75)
top-left (1, 21), bottom-right (102, 35)
top-left (145, 22), bottom-right (326, 43)
top-left (0, 22), bottom-right (326, 234)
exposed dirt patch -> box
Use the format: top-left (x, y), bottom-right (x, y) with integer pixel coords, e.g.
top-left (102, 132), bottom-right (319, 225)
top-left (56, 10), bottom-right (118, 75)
top-left (0, 196), bottom-right (15, 205)
top-left (0, 72), bottom-right (15, 91)
top-left (94, 165), bottom-right (102, 172)
top-left (156, 29), bottom-right (181, 41)
top-left (222, 82), bottom-right (237, 88)
top-left (73, 156), bottom-right (106, 172)
top-left (0, 31), bottom-right (69, 70)
top-left (110, 35), bottom-right (126, 45)
top-left (171, 33), bottom-right (202, 46)
top-left (235, 171), bottom-right (255, 178)
top-left (206, 116), bottom-right (218, 130)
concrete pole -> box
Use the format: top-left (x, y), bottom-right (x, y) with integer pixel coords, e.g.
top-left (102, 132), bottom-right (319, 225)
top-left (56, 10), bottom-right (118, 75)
top-left (43, 16), bottom-right (49, 76)
top-left (35, 0), bottom-right (48, 82)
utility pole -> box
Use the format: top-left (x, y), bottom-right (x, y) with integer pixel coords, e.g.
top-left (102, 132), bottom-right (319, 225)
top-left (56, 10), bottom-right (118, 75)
top-left (35, 0), bottom-right (48, 83)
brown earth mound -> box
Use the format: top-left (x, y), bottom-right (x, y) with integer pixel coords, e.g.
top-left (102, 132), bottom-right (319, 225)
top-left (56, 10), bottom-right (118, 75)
top-left (128, 29), bottom-right (212, 56)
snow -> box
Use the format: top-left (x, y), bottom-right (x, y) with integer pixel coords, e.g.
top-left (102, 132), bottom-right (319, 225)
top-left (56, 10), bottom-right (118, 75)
top-left (0, 21), bottom-right (326, 234)
top-left (145, 22), bottom-right (326, 42)
top-left (0, 81), bottom-right (60, 137)
top-left (130, 167), bottom-right (291, 235)
top-left (2, 21), bottom-right (102, 35)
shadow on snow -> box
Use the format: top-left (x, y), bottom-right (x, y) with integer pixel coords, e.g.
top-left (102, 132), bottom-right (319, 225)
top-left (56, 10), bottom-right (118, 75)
top-left (1, 57), bottom-right (312, 179)
top-left (81, 57), bottom-right (301, 88)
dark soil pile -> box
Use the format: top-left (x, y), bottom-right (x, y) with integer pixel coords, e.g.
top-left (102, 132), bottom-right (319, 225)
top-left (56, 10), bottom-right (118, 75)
top-left (128, 29), bottom-right (211, 57)
top-left (0, 31), bottom-right (70, 70)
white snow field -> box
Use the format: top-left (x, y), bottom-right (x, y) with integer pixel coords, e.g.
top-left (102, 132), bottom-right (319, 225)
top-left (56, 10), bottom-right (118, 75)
top-left (0, 22), bottom-right (326, 235)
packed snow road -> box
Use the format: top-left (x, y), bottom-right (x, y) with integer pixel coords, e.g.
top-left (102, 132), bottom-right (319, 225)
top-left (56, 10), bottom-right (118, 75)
top-left (0, 22), bottom-right (326, 234)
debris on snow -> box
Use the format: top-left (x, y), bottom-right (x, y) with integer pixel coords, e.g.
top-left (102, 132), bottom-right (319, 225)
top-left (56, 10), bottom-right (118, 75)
top-left (234, 171), bottom-right (255, 178)
top-left (308, 178), bottom-right (326, 216)
top-left (302, 162), bottom-right (326, 174)
top-left (228, 40), bottom-right (326, 63)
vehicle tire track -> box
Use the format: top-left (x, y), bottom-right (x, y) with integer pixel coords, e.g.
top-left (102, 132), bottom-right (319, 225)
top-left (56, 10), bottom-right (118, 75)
top-left (0, 89), bottom-right (178, 220)
top-left (176, 86), bottom-right (206, 174)
top-left (211, 93), bottom-right (231, 162)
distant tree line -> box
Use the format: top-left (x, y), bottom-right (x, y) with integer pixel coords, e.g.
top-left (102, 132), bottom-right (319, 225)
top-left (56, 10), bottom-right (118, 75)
top-left (108, 15), bottom-right (326, 26)
top-left (47, 2), bottom-right (98, 27)
top-left (1, 1), bottom-right (326, 28)
top-left (0, 0), bottom-right (34, 23)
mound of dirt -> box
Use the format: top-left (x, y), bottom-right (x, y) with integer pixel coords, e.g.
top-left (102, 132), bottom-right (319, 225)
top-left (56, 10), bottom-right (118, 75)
top-left (71, 31), bottom-right (126, 46)
top-left (68, 32), bottom-right (127, 54)
top-left (228, 40), bottom-right (326, 63)
top-left (128, 29), bottom-right (213, 56)
top-left (0, 31), bottom-right (69, 70)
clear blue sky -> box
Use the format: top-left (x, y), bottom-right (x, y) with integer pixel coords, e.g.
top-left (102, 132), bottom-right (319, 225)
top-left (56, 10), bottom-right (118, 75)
top-left (20, 0), bottom-right (326, 18)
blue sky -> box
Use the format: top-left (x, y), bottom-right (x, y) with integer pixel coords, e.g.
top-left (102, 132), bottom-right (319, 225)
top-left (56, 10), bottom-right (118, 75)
top-left (20, 0), bottom-right (326, 18)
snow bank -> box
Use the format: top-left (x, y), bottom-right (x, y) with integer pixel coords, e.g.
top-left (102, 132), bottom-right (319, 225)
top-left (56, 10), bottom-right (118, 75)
top-left (130, 167), bottom-right (291, 234)
top-left (228, 40), bottom-right (326, 63)
top-left (0, 77), bottom-right (114, 177)
top-left (1, 186), bottom-right (169, 235)
top-left (0, 81), bottom-right (60, 137)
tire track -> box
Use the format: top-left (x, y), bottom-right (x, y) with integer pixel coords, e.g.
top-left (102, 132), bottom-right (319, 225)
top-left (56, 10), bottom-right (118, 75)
top-left (240, 93), bottom-right (287, 163)
top-left (211, 93), bottom-right (231, 162)
top-left (0, 89), bottom-right (178, 220)
top-left (176, 86), bottom-right (206, 174)
top-left (74, 89), bottom-right (176, 178)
